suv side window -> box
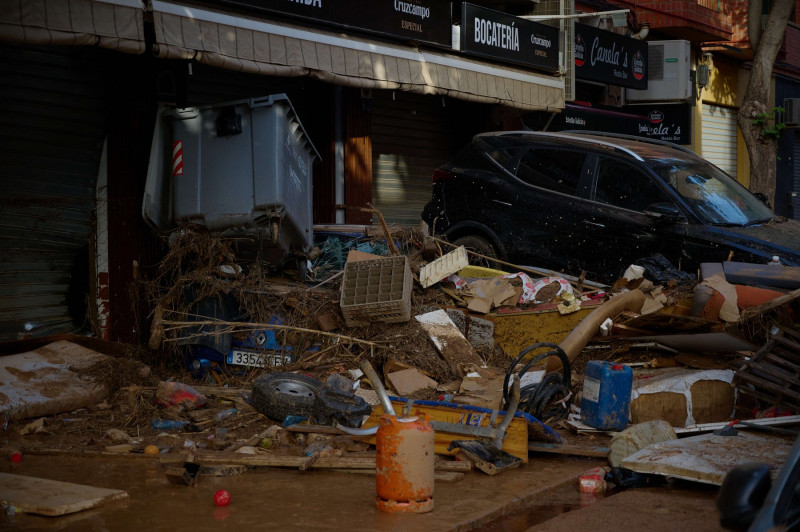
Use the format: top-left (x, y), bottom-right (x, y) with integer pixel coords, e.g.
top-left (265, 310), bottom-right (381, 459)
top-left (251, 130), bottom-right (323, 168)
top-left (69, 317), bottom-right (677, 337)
top-left (594, 157), bottom-right (671, 212)
top-left (515, 148), bottom-right (587, 195)
top-left (487, 148), bottom-right (525, 175)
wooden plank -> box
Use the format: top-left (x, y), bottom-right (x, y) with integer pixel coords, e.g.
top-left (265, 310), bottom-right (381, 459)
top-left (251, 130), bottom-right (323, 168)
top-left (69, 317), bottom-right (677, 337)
top-left (329, 469), bottom-right (465, 482)
top-left (737, 386), bottom-right (800, 411)
top-left (765, 353), bottom-right (800, 374)
top-left (774, 334), bottom-right (800, 353)
top-left (160, 451), bottom-right (472, 472)
top-left (735, 372), bottom-right (800, 402)
top-left (528, 442), bottom-right (610, 458)
top-left (285, 424), bottom-right (347, 435)
top-left (741, 287), bottom-right (800, 319)
top-left (0, 473), bottom-right (128, 516)
top-left (748, 361), bottom-right (800, 384)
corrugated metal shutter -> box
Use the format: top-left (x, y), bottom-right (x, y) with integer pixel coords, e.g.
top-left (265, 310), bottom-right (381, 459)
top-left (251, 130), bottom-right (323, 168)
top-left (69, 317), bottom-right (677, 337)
top-left (701, 103), bottom-right (738, 178)
top-left (0, 44), bottom-right (107, 340)
top-left (371, 90), bottom-right (454, 225)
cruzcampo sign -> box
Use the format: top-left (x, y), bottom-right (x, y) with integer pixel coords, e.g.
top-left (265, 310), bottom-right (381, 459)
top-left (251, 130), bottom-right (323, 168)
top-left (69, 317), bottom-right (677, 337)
top-left (460, 3), bottom-right (559, 73)
top-left (574, 23), bottom-right (647, 89)
top-left (211, 0), bottom-right (452, 46)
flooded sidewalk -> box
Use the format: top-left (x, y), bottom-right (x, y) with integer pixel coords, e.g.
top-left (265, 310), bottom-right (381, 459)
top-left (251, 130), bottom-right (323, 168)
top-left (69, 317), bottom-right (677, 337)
top-left (1, 453), bottom-right (600, 531)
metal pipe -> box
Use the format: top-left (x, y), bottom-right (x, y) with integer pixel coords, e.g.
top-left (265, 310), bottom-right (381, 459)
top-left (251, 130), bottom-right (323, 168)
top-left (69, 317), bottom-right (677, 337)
top-left (334, 85), bottom-right (345, 224)
top-left (493, 376), bottom-right (520, 450)
top-left (360, 359), bottom-right (396, 417)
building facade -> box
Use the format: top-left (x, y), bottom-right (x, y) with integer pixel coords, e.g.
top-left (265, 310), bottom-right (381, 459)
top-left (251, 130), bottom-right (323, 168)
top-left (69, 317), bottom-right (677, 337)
top-left (0, 0), bottom-right (566, 342)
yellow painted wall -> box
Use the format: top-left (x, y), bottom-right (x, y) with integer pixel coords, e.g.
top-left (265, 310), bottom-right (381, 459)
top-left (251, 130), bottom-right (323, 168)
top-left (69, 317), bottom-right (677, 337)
top-left (697, 54), bottom-right (755, 187)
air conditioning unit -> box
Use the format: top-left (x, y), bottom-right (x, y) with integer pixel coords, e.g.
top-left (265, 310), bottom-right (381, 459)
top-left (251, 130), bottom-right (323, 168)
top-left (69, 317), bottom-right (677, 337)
top-left (626, 40), bottom-right (692, 103)
top-left (784, 98), bottom-right (800, 127)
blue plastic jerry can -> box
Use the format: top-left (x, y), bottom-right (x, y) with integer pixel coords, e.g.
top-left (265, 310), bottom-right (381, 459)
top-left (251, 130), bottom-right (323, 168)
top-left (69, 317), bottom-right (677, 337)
top-left (580, 361), bottom-right (633, 431)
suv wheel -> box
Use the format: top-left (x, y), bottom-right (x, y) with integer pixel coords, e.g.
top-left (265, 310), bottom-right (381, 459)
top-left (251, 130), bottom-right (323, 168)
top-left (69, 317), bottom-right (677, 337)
top-left (452, 235), bottom-right (499, 268)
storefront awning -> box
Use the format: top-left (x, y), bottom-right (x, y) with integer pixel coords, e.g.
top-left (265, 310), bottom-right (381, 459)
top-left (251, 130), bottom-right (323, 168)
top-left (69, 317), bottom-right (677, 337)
top-left (151, 1), bottom-right (564, 112)
top-left (0, 0), bottom-right (146, 54)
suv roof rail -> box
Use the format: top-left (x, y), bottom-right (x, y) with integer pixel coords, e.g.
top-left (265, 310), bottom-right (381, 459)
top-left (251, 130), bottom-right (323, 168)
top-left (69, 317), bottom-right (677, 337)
top-left (561, 130), bottom-right (697, 156)
top-left (489, 130), bottom-right (645, 162)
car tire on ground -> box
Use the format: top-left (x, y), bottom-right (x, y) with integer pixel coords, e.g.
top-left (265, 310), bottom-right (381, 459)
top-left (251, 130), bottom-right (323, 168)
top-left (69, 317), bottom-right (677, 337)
top-left (452, 235), bottom-right (499, 268)
top-left (251, 372), bottom-right (324, 421)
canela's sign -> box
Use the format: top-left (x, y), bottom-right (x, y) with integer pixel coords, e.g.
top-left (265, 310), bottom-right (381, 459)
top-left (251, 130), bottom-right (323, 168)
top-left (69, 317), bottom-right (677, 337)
top-left (574, 23), bottom-right (647, 89)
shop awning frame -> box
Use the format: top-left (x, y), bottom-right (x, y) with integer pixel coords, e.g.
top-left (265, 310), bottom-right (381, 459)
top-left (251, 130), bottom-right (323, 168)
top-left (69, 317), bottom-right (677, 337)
top-left (151, 1), bottom-right (564, 112)
top-left (0, 0), bottom-right (147, 54)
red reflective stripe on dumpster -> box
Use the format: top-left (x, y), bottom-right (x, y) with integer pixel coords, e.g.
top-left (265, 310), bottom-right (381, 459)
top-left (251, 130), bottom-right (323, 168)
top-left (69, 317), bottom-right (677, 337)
top-left (172, 140), bottom-right (184, 176)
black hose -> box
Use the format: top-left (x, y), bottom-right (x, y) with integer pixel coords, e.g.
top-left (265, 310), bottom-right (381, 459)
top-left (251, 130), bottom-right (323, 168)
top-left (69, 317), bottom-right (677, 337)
top-left (503, 342), bottom-right (572, 424)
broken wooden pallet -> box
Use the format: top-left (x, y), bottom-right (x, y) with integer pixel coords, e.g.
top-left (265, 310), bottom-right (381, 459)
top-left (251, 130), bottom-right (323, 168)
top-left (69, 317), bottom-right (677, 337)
top-left (734, 326), bottom-right (800, 411)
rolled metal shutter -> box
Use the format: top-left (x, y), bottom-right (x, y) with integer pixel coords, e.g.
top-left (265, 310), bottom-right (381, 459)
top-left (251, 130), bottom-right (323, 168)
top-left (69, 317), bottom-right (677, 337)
top-left (0, 45), bottom-right (107, 340)
top-left (701, 103), bottom-right (738, 178)
top-left (371, 90), bottom-right (455, 225)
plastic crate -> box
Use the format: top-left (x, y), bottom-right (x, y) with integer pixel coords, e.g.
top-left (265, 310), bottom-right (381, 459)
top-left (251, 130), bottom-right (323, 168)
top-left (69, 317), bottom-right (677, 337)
top-left (340, 256), bottom-right (412, 327)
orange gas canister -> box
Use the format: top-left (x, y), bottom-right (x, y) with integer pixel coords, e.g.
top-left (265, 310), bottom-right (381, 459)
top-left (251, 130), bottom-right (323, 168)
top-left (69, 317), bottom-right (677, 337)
top-left (375, 414), bottom-right (434, 514)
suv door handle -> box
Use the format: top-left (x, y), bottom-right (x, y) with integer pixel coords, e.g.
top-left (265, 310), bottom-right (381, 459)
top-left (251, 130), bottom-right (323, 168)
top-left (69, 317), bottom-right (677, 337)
top-left (584, 221), bottom-right (605, 228)
top-left (491, 199), bottom-right (512, 207)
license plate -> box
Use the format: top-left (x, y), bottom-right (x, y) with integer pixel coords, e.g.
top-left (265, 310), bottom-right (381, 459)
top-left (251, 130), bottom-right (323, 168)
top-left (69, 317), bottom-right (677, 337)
top-left (226, 350), bottom-right (292, 368)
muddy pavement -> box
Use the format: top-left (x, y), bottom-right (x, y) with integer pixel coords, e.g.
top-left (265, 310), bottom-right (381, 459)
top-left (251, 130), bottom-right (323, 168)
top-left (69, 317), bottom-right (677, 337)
top-left (1, 452), bottom-right (601, 531)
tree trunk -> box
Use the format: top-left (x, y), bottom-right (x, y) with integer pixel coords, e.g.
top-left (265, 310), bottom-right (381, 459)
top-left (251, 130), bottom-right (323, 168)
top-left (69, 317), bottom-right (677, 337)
top-left (737, 0), bottom-right (795, 208)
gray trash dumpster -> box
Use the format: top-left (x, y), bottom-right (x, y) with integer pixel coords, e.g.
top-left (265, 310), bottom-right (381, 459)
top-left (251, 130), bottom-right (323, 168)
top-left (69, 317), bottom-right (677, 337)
top-left (168, 94), bottom-right (319, 267)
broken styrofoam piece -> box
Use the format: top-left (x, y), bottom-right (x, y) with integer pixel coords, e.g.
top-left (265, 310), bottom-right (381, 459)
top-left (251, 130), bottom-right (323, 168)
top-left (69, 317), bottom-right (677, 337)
top-left (420, 246), bottom-right (469, 288)
top-left (415, 309), bottom-right (485, 372)
top-left (608, 420), bottom-right (677, 468)
top-left (0, 341), bottom-right (111, 422)
top-left (520, 370), bottom-right (545, 387)
top-left (623, 264), bottom-right (645, 280)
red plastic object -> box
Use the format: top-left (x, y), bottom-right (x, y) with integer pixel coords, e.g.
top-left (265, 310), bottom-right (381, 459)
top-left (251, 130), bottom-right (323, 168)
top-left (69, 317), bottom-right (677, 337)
top-left (213, 489), bottom-right (231, 507)
top-left (612, 364), bottom-right (624, 370)
top-left (10, 451), bottom-right (22, 464)
top-left (579, 466), bottom-right (610, 493)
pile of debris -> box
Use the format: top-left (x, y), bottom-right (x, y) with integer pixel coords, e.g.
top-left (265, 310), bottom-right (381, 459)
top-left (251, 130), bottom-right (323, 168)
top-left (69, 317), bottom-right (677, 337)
top-left (1, 221), bottom-right (799, 521)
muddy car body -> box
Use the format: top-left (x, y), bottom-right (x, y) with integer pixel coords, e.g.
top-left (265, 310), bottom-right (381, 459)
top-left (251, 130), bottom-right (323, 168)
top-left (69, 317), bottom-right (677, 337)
top-left (422, 131), bottom-right (800, 283)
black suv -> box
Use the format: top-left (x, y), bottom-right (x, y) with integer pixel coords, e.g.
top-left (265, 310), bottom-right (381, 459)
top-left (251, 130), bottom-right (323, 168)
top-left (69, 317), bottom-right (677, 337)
top-left (421, 131), bottom-right (800, 282)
